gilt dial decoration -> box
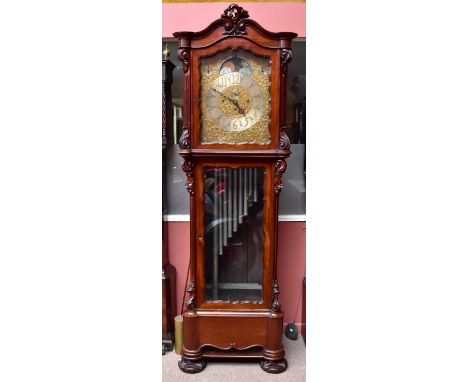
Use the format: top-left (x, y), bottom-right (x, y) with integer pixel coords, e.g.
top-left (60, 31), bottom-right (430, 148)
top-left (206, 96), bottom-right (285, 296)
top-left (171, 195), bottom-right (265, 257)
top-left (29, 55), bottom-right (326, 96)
top-left (200, 49), bottom-right (271, 144)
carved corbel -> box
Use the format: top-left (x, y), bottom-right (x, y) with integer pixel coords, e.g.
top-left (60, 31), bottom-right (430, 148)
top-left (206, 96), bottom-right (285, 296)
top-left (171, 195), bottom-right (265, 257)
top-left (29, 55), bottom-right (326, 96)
top-left (221, 4), bottom-right (250, 35)
top-left (280, 48), bottom-right (292, 74)
top-left (279, 128), bottom-right (291, 150)
top-left (178, 128), bottom-right (190, 150)
top-left (177, 48), bottom-right (190, 73)
top-left (271, 279), bottom-right (281, 312)
top-left (274, 160), bottom-right (287, 195)
top-left (181, 159), bottom-right (195, 196)
top-left (185, 281), bottom-right (196, 311)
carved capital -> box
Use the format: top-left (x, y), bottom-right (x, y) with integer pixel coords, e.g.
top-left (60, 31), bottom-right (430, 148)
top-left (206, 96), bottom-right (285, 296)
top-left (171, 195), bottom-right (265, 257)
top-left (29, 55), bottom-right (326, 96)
top-left (185, 281), bottom-right (196, 310)
top-left (178, 128), bottom-right (190, 150)
top-left (181, 160), bottom-right (195, 196)
top-left (221, 4), bottom-right (250, 35)
top-left (274, 160), bottom-right (287, 195)
top-left (177, 48), bottom-right (189, 73)
top-left (271, 278), bottom-right (281, 311)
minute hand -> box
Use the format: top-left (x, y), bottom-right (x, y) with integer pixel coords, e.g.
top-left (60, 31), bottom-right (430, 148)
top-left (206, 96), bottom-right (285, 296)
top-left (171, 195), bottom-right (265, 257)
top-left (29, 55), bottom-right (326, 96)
top-left (211, 88), bottom-right (245, 115)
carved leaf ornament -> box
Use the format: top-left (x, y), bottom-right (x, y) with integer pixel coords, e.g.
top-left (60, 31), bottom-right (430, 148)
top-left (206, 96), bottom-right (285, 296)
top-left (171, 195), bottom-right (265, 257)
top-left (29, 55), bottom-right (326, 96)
top-left (271, 278), bottom-right (281, 311)
top-left (181, 160), bottom-right (195, 196)
top-left (274, 160), bottom-right (287, 195)
top-left (221, 4), bottom-right (250, 35)
top-left (185, 281), bottom-right (196, 310)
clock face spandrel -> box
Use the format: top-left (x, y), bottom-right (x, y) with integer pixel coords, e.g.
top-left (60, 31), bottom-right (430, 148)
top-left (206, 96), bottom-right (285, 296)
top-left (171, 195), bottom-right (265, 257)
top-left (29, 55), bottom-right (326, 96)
top-left (200, 49), bottom-right (272, 145)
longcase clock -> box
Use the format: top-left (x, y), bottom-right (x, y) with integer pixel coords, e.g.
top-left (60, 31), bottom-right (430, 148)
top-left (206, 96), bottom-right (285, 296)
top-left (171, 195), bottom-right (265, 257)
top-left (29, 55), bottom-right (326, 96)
top-left (174, 4), bottom-right (297, 374)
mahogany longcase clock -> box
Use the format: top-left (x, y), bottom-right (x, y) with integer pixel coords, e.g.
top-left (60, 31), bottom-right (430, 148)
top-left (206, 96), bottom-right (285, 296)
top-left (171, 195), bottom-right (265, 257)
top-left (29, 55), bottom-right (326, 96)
top-left (174, 4), bottom-right (297, 374)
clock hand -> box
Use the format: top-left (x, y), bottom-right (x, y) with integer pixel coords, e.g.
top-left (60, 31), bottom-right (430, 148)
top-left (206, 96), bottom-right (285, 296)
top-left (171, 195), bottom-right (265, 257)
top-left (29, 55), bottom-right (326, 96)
top-left (211, 88), bottom-right (246, 115)
top-left (211, 87), bottom-right (230, 101)
top-left (230, 98), bottom-right (246, 115)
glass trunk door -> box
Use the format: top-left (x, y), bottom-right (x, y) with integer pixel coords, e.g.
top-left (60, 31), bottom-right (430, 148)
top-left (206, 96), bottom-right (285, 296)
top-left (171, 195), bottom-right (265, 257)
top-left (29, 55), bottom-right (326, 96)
top-left (203, 166), bottom-right (266, 303)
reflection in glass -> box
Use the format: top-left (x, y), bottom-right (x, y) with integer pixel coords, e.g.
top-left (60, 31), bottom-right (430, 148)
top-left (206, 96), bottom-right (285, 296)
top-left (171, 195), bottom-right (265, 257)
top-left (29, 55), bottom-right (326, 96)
top-left (204, 167), bottom-right (265, 302)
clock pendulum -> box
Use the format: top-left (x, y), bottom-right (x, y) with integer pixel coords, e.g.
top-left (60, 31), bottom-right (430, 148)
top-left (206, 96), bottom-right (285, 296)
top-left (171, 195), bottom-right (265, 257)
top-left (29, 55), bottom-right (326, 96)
top-left (174, 4), bottom-right (297, 374)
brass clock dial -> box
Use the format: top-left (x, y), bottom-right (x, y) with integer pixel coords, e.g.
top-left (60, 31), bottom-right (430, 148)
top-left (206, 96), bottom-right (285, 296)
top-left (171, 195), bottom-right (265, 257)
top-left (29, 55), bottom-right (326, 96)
top-left (200, 51), bottom-right (271, 144)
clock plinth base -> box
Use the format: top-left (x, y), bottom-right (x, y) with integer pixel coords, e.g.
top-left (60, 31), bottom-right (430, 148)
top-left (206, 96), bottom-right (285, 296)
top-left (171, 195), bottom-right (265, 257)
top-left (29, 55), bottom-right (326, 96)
top-left (260, 358), bottom-right (288, 374)
top-left (179, 310), bottom-right (285, 373)
top-left (178, 357), bottom-right (207, 374)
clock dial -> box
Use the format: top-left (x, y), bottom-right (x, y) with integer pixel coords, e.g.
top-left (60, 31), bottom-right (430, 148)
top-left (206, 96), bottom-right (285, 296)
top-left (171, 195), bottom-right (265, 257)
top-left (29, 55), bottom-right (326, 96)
top-left (200, 49), bottom-right (272, 145)
top-left (207, 70), bottom-right (264, 133)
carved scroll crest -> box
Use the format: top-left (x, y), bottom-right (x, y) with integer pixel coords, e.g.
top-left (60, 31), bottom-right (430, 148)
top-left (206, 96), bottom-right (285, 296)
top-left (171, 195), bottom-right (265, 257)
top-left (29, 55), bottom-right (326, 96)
top-left (181, 159), bottom-right (195, 196)
top-left (271, 279), bottom-right (281, 311)
top-left (185, 281), bottom-right (196, 311)
top-left (221, 4), bottom-right (250, 35)
top-left (274, 160), bottom-right (287, 195)
top-left (177, 48), bottom-right (189, 73)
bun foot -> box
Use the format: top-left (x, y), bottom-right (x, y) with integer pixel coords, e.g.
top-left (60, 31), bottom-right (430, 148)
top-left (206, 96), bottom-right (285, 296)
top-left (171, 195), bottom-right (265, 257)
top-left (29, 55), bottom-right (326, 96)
top-left (260, 358), bottom-right (288, 374)
top-left (178, 357), bottom-right (206, 374)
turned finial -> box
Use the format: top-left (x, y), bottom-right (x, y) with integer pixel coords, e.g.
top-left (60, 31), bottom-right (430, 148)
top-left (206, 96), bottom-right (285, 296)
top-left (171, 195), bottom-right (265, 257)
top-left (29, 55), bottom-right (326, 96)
top-left (162, 43), bottom-right (170, 59)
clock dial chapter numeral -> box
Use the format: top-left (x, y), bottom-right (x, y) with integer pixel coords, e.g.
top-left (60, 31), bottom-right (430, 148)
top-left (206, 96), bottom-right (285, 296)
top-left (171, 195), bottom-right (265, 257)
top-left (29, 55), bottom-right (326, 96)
top-left (215, 72), bottom-right (242, 90)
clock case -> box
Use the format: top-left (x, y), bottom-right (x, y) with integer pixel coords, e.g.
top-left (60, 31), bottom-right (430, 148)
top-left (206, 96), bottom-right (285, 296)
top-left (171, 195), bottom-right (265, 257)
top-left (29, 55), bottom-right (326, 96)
top-left (174, 4), bottom-right (297, 374)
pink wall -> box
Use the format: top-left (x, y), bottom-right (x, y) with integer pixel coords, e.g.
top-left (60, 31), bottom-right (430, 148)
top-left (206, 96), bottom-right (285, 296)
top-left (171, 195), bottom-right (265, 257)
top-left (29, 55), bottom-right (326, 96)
top-left (167, 221), bottom-right (306, 327)
top-left (163, 2), bottom-right (306, 38)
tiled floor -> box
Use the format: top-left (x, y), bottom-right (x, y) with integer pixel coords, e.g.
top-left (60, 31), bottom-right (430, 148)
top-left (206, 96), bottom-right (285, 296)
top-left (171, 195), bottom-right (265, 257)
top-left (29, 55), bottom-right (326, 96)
top-left (162, 335), bottom-right (306, 382)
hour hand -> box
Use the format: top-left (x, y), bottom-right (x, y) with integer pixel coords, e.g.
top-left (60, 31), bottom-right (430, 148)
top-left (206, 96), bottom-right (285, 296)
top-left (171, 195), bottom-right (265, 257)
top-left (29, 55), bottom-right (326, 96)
top-left (211, 88), bottom-right (245, 115)
top-left (231, 99), bottom-right (246, 115)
